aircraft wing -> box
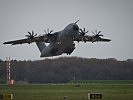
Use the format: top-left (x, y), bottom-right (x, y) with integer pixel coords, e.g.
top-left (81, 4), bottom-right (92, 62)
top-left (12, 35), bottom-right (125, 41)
top-left (74, 35), bottom-right (111, 43)
top-left (3, 30), bottom-right (61, 45)
top-left (3, 38), bottom-right (31, 45)
top-left (3, 36), bottom-right (47, 45)
top-left (3, 32), bottom-right (58, 45)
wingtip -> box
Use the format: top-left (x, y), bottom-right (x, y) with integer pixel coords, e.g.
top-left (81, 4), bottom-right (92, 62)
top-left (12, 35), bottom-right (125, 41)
top-left (105, 39), bottom-right (111, 42)
top-left (100, 38), bottom-right (111, 42)
top-left (3, 42), bottom-right (6, 44)
top-left (108, 39), bottom-right (111, 42)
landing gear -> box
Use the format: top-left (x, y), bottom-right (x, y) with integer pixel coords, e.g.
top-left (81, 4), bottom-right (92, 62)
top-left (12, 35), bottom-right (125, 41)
top-left (66, 47), bottom-right (75, 55)
top-left (63, 43), bottom-right (76, 55)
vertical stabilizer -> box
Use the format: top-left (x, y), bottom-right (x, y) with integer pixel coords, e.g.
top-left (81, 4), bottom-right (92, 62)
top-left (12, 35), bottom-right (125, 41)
top-left (36, 42), bottom-right (46, 53)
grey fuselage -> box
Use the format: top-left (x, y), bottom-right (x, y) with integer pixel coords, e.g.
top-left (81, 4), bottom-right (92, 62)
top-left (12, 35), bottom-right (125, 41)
top-left (38, 23), bottom-right (79, 57)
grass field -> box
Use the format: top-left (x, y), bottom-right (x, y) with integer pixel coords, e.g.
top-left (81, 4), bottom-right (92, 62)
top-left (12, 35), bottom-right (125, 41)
top-left (0, 80), bottom-right (133, 100)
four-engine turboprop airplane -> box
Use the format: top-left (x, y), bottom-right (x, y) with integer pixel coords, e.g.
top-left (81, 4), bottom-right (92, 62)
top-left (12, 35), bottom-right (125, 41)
top-left (3, 20), bottom-right (111, 57)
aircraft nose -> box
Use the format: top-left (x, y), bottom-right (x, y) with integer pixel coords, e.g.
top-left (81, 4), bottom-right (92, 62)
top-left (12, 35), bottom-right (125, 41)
top-left (73, 24), bottom-right (79, 31)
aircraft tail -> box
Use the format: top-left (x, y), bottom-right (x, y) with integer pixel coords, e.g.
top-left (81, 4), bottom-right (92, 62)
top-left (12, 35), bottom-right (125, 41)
top-left (36, 42), bottom-right (46, 53)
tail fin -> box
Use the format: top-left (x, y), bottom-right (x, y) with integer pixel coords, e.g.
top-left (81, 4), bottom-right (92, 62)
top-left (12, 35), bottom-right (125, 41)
top-left (36, 42), bottom-right (46, 52)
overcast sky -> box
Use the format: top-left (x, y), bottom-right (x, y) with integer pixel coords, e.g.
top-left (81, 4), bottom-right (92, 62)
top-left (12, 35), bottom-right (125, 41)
top-left (0, 0), bottom-right (133, 61)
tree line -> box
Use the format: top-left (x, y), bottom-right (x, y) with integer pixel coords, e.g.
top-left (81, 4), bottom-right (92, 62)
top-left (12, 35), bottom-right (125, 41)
top-left (0, 57), bottom-right (133, 83)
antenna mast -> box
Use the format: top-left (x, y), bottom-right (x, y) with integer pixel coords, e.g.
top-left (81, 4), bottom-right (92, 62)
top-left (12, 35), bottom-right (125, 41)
top-left (6, 57), bottom-right (11, 84)
top-left (6, 57), bottom-right (14, 84)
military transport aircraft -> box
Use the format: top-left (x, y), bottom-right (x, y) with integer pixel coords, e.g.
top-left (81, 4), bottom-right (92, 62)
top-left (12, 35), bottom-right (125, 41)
top-left (3, 20), bottom-right (111, 57)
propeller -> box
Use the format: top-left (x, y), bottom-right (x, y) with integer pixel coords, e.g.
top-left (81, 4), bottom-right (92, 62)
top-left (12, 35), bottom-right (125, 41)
top-left (92, 29), bottom-right (103, 42)
top-left (25, 31), bottom-right (37, 39)
top-left (44, 28), bottom-right (53, 35)
top-left (79, 28), bottom-right (88, 36)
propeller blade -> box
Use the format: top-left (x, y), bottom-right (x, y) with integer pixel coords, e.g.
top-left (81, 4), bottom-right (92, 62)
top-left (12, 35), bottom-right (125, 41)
top-left (50, 30), bottom-right (53, 34)
top-left (98, 34), bottom-right (103, 37)
top-left (47, 28), bottom-right (49, 34)
top-left (34, 33), bottom-right (37, 37)
top-left (25, 35), bottom-right (30, 38)
top-left (26, 31), bottom-right (37, 38)
top-left (32, 31), bottom-right (34, 36)
top-left (44, 29), bottom-right (47, 34)
top-left (92, 31), bottom-right (95, 35)
top-left (95, 30), bottom-right (97, 34)
top-left (83, 28), bottom-right (85, 32)
top-left (85, 30), bottom-right (89, 33)
top-left (80, 29), bottom-right (83, 33)
top-left (98, 31), bottom-right (101, 34)
top-left (44, 28), bottom-right (53, 34)
top-left (79, 28), bottom-right (88, 36)
top-left (28, 32), bottom-right (32, 36)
